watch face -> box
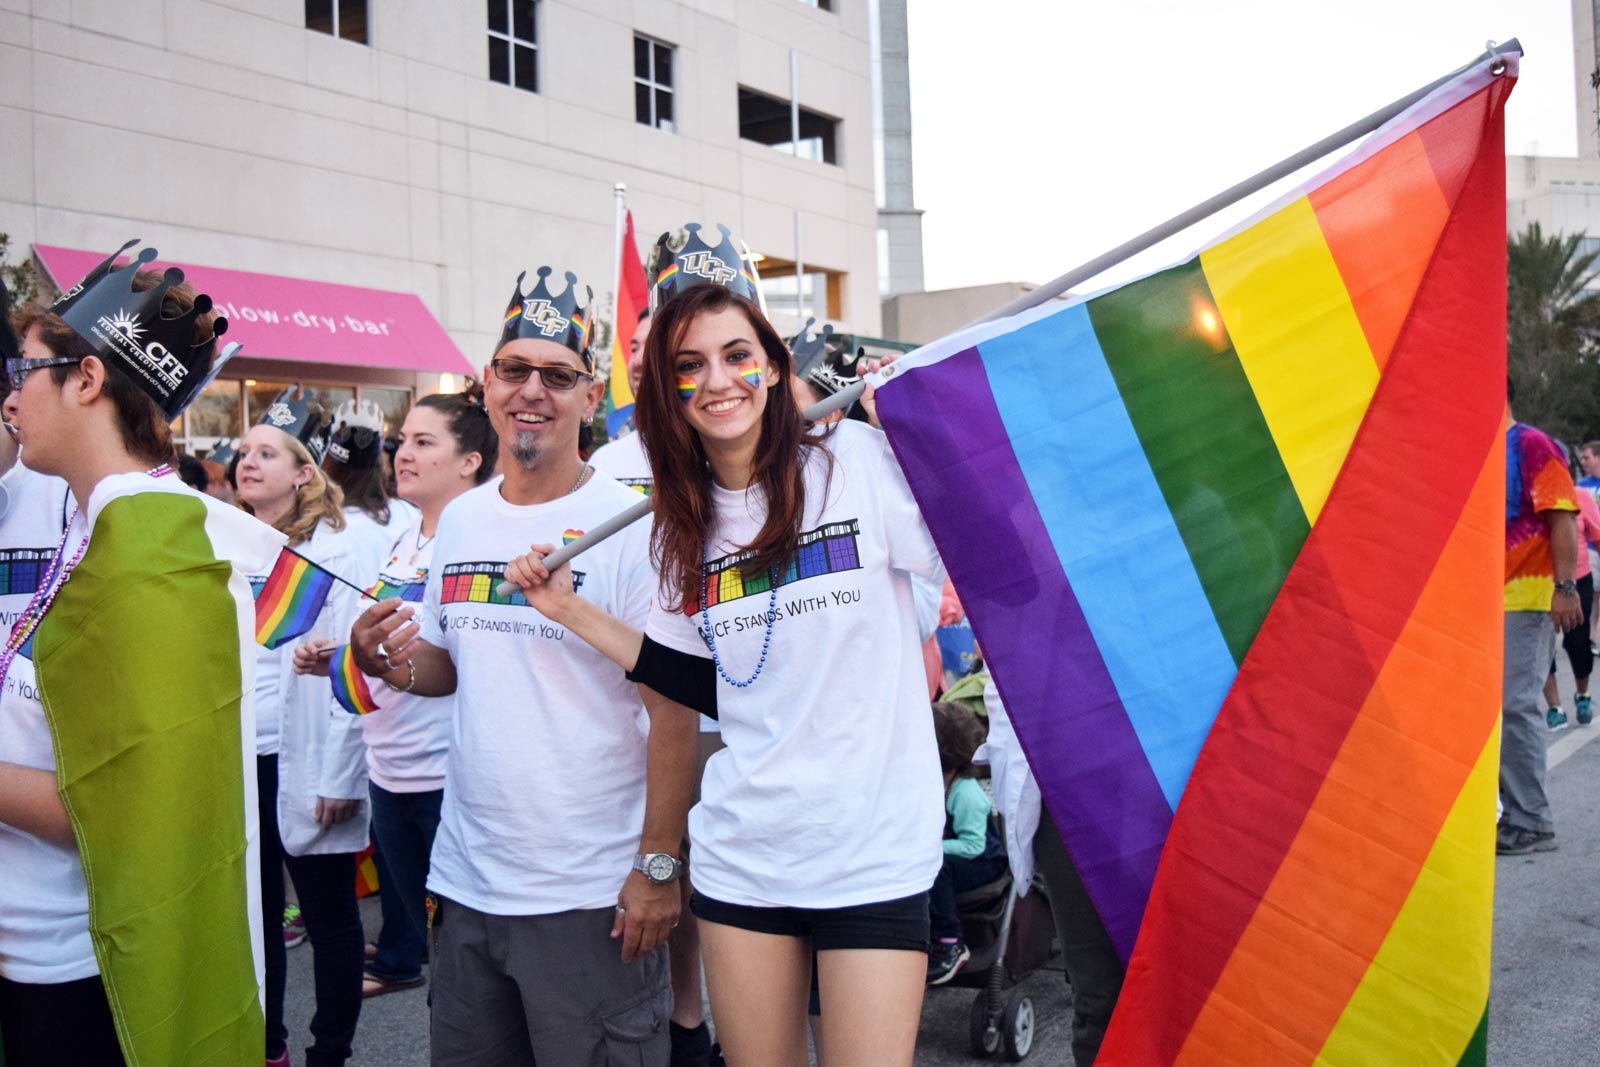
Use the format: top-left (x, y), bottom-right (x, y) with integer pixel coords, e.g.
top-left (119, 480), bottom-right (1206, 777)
top-left (646, 854), bottom-right (676, 881)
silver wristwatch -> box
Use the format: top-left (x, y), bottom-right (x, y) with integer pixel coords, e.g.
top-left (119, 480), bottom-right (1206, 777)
top-left (633, 852), bottom-right (683, 884)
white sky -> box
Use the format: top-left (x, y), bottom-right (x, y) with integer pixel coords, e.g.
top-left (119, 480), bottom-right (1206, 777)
top-left (907, 0), bottom-right (1578, 292)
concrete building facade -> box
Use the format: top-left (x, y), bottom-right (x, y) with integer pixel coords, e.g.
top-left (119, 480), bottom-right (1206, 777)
top-left (0, 0), bottom-right (885, 447)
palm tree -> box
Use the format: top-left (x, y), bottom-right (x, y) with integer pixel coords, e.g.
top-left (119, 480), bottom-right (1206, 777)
top-left (1507, 223), bottom-right (1600, 446)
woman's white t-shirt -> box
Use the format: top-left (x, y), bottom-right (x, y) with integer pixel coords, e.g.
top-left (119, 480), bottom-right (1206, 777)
top-left (645, 421), bottom-right (947, 909)
top-left (0, 464), bottom-right (85, 981)
top-left (361, 516), bottom-right (449, 793)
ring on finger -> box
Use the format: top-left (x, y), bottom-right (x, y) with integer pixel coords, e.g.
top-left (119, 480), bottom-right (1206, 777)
top-left (376, 641), bottom-right (395, 668)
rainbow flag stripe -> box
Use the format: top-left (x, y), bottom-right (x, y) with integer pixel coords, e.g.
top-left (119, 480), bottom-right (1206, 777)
top-left (872, 57), bottom-right (1514, 1067)
top-left (367, 577), bottom-right (426, 603)
top-left (254, 549), bottom-right (335, 650)
top-left (330, 643), bottom-right (379, 716)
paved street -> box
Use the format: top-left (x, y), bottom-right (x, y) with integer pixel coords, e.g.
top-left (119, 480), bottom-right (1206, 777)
top-left (288, 687), bottom-right (1600, 1065)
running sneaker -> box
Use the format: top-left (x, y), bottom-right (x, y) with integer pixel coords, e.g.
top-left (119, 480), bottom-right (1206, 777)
top-left (1496, 823), bottom-right (1558, 855)
top-left (1579, 695), bottom-right (1593, 726)
top-left (283, 904), bottom-right (307, 949)
top-left (1548, 706), bottom-right (1570, 731)
top-left (926, 940), bottom-right (971, 986)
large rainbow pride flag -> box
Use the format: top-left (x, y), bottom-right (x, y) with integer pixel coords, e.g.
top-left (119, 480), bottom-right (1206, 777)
top-left (873, 51), bottom-right (1514, 1065)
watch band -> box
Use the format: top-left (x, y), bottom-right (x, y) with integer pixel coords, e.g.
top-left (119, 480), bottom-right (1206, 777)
top-left (1555, 579), bottom-right (1579, 596)
top-left (633, 852), bottom-right (683, 883)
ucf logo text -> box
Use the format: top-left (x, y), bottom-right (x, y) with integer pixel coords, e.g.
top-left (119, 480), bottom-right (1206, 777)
top-left (520, 299), bottom-right (571, 338)
top-left (680, 252), bottom-right (737, 286)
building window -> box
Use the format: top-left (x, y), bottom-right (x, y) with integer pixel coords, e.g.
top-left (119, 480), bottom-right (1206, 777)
top-left (738, 88), bottom-right (839, 164)
top-left (488, 0), bottom-right (538, 93)
top-left (797, 0), bottom-right (834, 9)
top-left (755, 258), bottom-right (844, 320)
top-left (305, 0), bottom-right (369, 44)
top-left (634, 35), bottom-right (675, 132)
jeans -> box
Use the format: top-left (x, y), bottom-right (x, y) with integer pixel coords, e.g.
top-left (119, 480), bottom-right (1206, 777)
top-left (366, 783), bottom-right (443, 983)
top-left (927, 853), bottom-right (1009, 940)
top-left (258, 754), bottom-right (365, 1066)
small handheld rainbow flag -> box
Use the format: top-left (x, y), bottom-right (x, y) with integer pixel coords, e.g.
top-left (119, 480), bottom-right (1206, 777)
top-left (330, 644), bottom-right (379, 716)
top-left (253, 549), bottom-right (337, 649)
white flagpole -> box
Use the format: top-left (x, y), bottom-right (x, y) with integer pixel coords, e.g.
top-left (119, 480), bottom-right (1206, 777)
top-left (497, 38), bottom-right (1517, 593)
top-left (607, 182), bottom-right (628, 390)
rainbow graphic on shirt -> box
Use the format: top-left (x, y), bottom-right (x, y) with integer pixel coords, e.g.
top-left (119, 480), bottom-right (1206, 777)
top-left (562, 530), bottom-right (583, 546)
top-left (330, 643), bottom-right (379, 716)
top-left (0, 548), bottom-right (57, 597)
top-left (687, 520), bottom-right (861, 614)
top-left (440, 560), bottom-right (585, 606)
top-left (367, 573), bottom-right (428, 603)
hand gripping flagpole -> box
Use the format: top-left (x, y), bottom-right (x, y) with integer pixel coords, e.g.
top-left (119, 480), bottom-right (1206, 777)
top-left (499, 37), bottom-right (1518, 598)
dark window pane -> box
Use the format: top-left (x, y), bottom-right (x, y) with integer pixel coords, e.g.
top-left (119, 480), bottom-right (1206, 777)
top-left (512, 0), bottom-right (535, 43)
top-left (514, 43), bottom-right (537, 92)
top-left (635, 82), bottom-right (651, 125)
top-left (634, 35), bottom-right (649, 80)
top-left (338, 0), bottom-right (367, 42)
top-left (655, 43), bottom-right (672, 88)
top-left (305, 0), bottom-right (333, 33)
top-left (488, 36), bottom-right (509, 84)
top-left (657, 88), bottom-right (673, 127)
top-left (487, 0), bottom-right (507, 35)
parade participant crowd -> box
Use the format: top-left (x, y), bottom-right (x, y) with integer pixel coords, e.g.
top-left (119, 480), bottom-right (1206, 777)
top-left (4, 218), bottom-right (1589, 1067)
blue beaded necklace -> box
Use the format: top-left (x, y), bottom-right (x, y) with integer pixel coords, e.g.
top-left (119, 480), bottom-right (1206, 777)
top-left (700, 555), bottom-right (779, 688)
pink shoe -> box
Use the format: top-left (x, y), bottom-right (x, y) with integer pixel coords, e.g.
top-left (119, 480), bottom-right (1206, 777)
top-left (266, 1051), bottom-right (290, 1067)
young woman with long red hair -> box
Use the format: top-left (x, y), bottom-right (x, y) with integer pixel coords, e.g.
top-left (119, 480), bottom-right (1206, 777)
top-left (506, 280), bottom-right (946, 1066)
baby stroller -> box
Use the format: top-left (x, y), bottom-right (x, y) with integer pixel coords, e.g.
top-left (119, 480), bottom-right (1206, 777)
top-left (943, 849), bottom-right (1055, 1060)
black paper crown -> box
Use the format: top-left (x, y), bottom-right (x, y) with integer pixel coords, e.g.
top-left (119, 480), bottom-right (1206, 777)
top-left (258, 386), bottom-right (329, 462)
top-left (326, 398), bottom-right (384, 469)
top-left (787, 317), bottom-right (860, 398)
top-left (499, 268), bottom-right (595, 370)
top-left (51, 239), bottom-right (234, 419)
top-left (649, 223), bottom-right (765, 314)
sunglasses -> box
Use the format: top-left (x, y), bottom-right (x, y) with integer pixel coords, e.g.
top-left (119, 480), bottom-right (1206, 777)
top-left (5, 356), bottom-right (82, 393)
top-left (489, 358), bottom-right (594, 391)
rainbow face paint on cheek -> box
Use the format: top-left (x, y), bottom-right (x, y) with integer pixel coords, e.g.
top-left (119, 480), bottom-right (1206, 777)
top-left (677, 376), bottom-right (697, 404)
top-left (738, 359), bottom-right (762, 390)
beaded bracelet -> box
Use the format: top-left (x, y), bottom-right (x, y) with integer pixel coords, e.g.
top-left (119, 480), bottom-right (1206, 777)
top-left (400, 659), bottom-right (417, 693)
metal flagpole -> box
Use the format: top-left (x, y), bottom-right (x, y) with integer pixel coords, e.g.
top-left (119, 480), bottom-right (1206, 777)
top-left (607, 182), bottom-right (628, 390)
top-left (497, 38), bottom-right (1517, 593)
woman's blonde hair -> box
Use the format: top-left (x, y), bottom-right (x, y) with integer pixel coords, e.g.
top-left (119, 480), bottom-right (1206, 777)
top-left (240, 430), bottom-right (347, 546)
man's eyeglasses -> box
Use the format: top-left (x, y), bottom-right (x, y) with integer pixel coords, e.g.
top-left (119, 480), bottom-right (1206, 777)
top-left (5, 357), bottom-right (81, 393)
top-left (489, 358), bottom-right (594, 391)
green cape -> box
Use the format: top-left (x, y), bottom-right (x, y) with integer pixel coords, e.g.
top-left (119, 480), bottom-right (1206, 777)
top-left (34, 490), bottom-right (263, 1066)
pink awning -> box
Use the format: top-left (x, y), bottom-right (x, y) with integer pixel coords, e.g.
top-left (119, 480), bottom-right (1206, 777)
top-left (33, 245), bottom-right (473, 376)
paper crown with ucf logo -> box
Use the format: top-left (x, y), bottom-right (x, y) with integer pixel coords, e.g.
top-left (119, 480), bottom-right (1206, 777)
top-left (258, 386), bottom-right (329, 461)
top-left (499, 267), bottom-right (594, 370)
top-left (648, 223), bottom-right (765, 314)
top-left (326, 398), bottom-right (384, 468)
top-left (49, 239), bottom-right (240, 419)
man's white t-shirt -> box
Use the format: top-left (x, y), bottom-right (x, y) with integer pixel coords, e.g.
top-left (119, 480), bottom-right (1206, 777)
top-left (0, 464), bottom-right (85, 981)
top-left (361, 515), bottom-right (449, 793)
top-left (645, 421), bottom-right (947, 909)
top-left (420, 472), bottom-right (655, 916)
top-left (588, 432), bottom-right (653, 496)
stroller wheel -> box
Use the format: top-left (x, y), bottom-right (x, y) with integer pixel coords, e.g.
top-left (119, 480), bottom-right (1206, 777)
top-left (968, 990), bottom-right (1002, 1058)
top-left (1002, 993), bottom-right (1035, 1061)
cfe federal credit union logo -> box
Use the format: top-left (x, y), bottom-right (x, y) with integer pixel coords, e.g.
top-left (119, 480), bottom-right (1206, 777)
top-left (519, 299), bottom-right (570, 338)
top-left (679, 252), bottom-right (737, 286)
top-left (94, 308), bottom-right (188, 390)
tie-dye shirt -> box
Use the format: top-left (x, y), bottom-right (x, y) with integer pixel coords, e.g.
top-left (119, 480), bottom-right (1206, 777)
top-left (1506, 422), bottom-right (1579, 611)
